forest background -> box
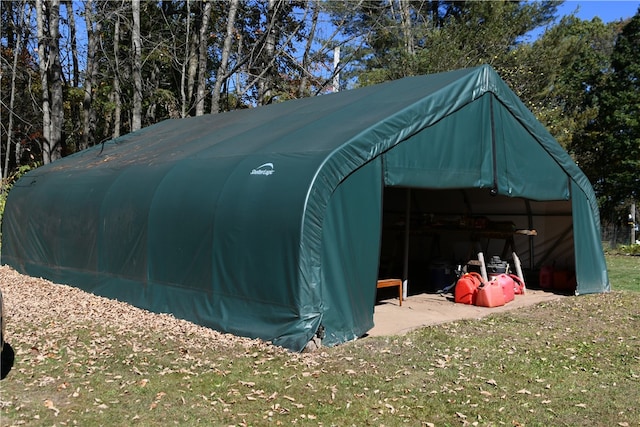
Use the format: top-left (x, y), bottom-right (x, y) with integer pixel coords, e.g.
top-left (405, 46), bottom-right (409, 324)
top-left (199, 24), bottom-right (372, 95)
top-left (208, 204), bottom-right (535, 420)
top-left (1, 0), bottom-right (639, 242)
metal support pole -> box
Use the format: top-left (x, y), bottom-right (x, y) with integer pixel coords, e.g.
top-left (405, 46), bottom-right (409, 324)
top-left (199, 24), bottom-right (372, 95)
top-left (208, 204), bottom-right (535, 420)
top-left (631, 202), bottom-right (636, 245)
top-left (332, 47), bottom-right (340, 93)
top-left (402, 188), bottom-right (411, 300)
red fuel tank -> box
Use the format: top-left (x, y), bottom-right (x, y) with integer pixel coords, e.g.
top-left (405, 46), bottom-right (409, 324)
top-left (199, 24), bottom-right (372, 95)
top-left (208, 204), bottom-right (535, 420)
top-left (491, 273), bottom-right (515, 303)
top-left (510, 274), bottom-right (525, 295)
top-left (454, 272), bottom-right (483, 305)
top-left (475, 281), bottom-right (506, 308)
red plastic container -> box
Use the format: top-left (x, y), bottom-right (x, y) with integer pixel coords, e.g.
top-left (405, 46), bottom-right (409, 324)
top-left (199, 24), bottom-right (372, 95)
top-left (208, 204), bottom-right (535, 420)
top-left (553, 270), bottom-right (576, 292)
top-left (539, 265), bottom-right (554, 289)
top-left (475, 281), bottom-right (506, 308)
top-left (491, 274), bottom-right (515, 303)
top-left (455, 272), bottom-right (483, 305)
top-left (509, 274), bottom-right (525, 295)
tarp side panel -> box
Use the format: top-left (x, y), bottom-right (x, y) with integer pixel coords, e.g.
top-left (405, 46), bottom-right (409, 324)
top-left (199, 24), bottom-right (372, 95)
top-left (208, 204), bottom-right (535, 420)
top-left (382, 95), bottom-right (493, 188)
top-left (2, 170), bottom-right (110, 275)
top-left (321, 159), bottom-right (382, 346)
top-left (487, 67), bottom-right (603, 227)
top-left (571, 181), bottom-right (610, 294)
top-left (2, 178), bottom-right (54, 272)
top-left (99, 165), bottom-right (171, 279)
top-left (492, 99), bottom-right (569, 200)
top-left (210, 152), bottom-right (323, 351)
top-left (146, 157), bottom-right (238, 294)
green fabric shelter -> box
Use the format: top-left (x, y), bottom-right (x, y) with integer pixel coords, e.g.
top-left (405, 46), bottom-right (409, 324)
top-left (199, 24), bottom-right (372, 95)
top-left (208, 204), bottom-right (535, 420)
top-left (2, 65), bottom-right (609, 351)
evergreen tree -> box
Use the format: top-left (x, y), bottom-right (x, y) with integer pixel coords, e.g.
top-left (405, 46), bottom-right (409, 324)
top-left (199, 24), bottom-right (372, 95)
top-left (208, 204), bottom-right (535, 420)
top-left (574, 9), bottom-right (640, 219)
top-left (506, 16), bottom-right (618, 148)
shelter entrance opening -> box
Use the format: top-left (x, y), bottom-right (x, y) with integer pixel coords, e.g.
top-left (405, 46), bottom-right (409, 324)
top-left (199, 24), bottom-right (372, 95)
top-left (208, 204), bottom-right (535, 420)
top-left (377, 187), bottom-right (578, 300)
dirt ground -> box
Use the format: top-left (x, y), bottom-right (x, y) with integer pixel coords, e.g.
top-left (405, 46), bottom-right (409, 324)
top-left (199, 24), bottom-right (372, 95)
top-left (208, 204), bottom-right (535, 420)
top-left (369, 288), bottom-right (567, 336)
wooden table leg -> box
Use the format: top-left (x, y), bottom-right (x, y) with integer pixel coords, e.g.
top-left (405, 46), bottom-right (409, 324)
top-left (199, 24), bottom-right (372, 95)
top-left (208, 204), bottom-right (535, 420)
top-left (377, 279), bottom-right (403, 306)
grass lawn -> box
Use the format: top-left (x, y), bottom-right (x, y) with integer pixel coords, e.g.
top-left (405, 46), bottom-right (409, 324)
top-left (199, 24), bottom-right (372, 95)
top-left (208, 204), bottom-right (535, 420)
top-left (606, 253), bottom-right (640, 292)
top-left (0, 255), bottom-right (638, 426)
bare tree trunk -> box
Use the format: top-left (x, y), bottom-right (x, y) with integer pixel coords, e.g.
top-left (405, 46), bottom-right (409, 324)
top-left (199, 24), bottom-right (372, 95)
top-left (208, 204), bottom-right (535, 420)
top-left (36, 0), bottom-right (51, 164)
top-left (13, 3), bottom-right (34, 168)
top-left (398, 0), bottom-right (415, 56)
top-left (234, 29), bottom-right (243, 110)
top-left (211, 0), bottom-right (239, 113)
top-left (180, 0), bottom-right (193, 118)
top-left (145, 62), bottom-right (158, 122)
top-left (64, 0), bottom-right (83, 152)
top-left (258, 0), bottom-right (278, 106)
top-left (186, 2), bottom-right (201, 117)
top-left (36, 0), bottom-right (63, 164)
top-left (112, 14), bottom-right (122, 138)
top-left (131, 0), bottom-right (142, 131)
top-left (64, 0), bottom-right (80, 87)
top-left (4, 1), bottom-right (28, 180)
top-left (298, 1), bottom-right (319, 98)
top-left (81, 0), bottom-right (100, 150)
top-left (195, 0), bottom-right (212, 116)
top-left (49, 0), bottom-right (63, 162)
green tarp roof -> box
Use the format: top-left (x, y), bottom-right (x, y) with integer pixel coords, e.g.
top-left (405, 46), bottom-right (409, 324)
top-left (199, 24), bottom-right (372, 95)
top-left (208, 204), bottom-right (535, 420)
top-left (2, 65), bottom-right (609, 351)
